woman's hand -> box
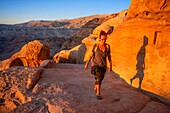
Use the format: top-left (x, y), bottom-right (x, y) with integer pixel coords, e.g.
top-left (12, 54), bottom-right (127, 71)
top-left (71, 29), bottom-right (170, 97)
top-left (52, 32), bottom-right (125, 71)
top-left (108, 65), bottom-right (112, 72)
top-left (84, 64), bottom-right (88, 70)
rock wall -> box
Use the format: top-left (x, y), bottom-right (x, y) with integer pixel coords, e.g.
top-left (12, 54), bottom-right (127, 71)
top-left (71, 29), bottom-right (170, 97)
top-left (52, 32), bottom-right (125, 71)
top-left (0, 40), bottom-right (50, 70)
top-left (127, 0), bottom-right (170, 19)
top-left (107, 0), bottom-right (170, 100)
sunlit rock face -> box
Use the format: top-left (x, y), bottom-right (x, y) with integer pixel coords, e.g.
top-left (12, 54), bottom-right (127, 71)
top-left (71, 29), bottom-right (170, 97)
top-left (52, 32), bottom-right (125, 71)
top-left (127, 0), bottom-right (170, 19)
top-left (107, 0), bottom-right (170, 100)
top-left (93, 10), bottom-right (127, 36)
top-left (0, 40), bottom-right (50, 70)
top-left (53, 45), bottom-right (81, 64)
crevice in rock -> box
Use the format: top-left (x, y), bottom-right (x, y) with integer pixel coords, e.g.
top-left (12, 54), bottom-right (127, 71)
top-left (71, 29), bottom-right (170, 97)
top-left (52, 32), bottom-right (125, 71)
top-left (140, 90), bottom-right (170, 107)
top-left (29, 68), bottom-right (44, 90)
top-left (160, 0), bottom-right (167, 10)
top-left (135, 97), bottom-right (152, 113)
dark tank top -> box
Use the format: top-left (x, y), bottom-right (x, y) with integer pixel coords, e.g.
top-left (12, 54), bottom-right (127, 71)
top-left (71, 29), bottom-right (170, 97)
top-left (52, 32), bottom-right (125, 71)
top-left (91, 46), bottom-right (107, 68)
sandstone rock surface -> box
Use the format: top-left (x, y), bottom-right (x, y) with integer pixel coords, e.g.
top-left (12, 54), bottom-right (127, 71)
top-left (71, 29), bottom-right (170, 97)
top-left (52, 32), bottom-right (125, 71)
top-left (1, 63), bottom-right (169, 113)
top-left (0, 67), bottom-right (43, 113)
top-left (0, 40), bottom-right (50, 70)
top-left (53, 45), bottom-right (81, 64)
top-left (93, 10), bottom-right (127, 36)
top-left (106, 0), bottom-right (170, 100)
top-left (127, 0), bottom-right (170, 19)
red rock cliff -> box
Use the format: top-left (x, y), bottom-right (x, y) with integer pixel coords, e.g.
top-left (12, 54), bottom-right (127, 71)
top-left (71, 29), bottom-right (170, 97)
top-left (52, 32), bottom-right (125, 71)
top-left (107, 0), bottom-right (170, 100)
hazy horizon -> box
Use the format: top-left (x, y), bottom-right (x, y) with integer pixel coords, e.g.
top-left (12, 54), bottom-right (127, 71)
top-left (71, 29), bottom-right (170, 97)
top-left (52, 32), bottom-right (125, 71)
top-left (0, 0), bottom-right (130, 24)
top-left (0, 13), bottom-right (115, 25)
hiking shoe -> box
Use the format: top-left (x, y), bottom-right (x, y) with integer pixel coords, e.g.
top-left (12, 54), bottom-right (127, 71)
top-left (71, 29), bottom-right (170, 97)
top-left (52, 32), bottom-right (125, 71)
top-left (96, 95), bottom-right (102, 100)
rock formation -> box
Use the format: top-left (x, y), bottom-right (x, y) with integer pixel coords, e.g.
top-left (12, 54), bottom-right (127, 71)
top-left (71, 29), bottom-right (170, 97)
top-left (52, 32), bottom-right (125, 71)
top-left (0, 40), bottom-right (50, 70)
top-left (106, 0), bottom-right (170, 100)
top-left (53, 45), bottom-right (81, 64)
top-left (93, 10), bottom-right (127, 35)
top-left (127, 0), bottom-right (170, 19)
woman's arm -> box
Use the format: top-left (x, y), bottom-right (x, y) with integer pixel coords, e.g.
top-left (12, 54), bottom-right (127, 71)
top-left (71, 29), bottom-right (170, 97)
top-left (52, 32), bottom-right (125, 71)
top-left (84, 44), bottom-right (97, 70)
top-left (107, 45), bottom-right (112, 72)
top-left (84, 52), bottom-right (93, 70)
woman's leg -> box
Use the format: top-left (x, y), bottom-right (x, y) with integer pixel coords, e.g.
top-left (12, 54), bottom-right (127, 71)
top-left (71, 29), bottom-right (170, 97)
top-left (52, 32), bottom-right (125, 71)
top-left (95, 84), bottom-right (101, 96)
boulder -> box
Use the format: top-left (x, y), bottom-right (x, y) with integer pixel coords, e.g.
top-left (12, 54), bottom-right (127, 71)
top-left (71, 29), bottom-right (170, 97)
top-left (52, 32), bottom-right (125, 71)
top-left (53, 45), bottom-right (81, 64)
top-left (76, 44), bottom-right (87, 64)
top-left (0, 40), bottom-right (50, 70)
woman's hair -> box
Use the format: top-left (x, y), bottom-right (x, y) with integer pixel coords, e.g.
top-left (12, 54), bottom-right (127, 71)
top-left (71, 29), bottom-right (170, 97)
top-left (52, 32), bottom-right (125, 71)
top-left (99, 30), bottom-right (107, 39)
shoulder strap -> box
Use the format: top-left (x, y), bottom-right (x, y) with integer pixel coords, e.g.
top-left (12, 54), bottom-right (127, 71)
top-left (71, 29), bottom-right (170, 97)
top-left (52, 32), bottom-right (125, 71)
top-left (105, 44), bottom-right (110, 53)
top-left (93, 43), bottom-right (110, 53)
top-left (92, 43), bottom-right (98, 53)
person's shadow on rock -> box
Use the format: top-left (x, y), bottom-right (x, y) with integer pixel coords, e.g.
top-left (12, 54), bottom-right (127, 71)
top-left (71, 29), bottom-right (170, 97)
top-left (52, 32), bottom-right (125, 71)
top-left (130, 36), bottom-right (148, 90)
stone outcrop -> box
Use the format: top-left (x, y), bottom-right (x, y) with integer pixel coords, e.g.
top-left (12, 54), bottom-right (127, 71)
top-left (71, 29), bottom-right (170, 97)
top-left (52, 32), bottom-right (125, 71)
top-left (0, 40), bottom-right (50, 70)
top-left (0, 67), bottom-right (43, 113)
top-left (53, 43), bottom-right (87, 64)
top-left (52, 0), bottom-right (170, 101)
top-left (93, 10), bottom-right (127, 35)
top-left (127, 0), bottom-right (170, 19)
top-left (3, 63), bottom-right (169, 113)
top-left (53, 45), bottom-right (81, 64)
top-left (105, 0), bottom-right (170, 100)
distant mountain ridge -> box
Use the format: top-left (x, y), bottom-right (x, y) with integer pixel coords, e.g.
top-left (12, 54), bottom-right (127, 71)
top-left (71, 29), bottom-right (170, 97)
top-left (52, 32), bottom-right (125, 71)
top-left (9, 14), bottom-right (111, 28)
top-left (0, 14), bottom-right (113, 61)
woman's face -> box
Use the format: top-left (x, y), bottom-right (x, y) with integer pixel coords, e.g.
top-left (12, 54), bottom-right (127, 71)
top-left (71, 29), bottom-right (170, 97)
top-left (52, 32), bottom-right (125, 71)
top-left (99, 35), bottom-right (107, 45)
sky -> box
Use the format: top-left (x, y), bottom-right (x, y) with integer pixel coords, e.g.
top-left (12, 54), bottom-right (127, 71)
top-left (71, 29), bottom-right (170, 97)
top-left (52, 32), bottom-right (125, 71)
top-left (0, 0), bottom-right (131, 24)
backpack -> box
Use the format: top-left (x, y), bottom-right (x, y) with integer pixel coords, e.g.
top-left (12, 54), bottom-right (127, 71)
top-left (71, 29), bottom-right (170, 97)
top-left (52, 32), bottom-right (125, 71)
top-left (91, 43), bottom-right (110, 60)
top-left (92, 43), bottom-right (110, 53)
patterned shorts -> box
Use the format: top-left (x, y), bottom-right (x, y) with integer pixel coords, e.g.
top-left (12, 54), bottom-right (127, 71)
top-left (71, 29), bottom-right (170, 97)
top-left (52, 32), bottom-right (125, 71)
top-left (91, 65), bottom-right (106, 85)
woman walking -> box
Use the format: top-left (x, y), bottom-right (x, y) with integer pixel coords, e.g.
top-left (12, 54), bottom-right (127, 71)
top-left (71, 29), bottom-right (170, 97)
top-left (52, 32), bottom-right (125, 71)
top-left (84, 30), bottom-right (112, 100)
